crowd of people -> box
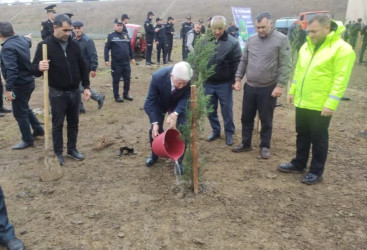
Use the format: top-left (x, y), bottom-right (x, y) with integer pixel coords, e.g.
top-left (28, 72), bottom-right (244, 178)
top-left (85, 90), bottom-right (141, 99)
top-left (0, 4), bottom-right (359, 249)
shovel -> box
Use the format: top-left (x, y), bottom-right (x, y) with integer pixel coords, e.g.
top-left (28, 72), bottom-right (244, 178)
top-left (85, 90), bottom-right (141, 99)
top-left (39, 44), bottom-right (63, 182)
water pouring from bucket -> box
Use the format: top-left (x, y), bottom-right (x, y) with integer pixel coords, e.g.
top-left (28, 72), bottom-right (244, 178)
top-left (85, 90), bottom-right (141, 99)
top-left (152, 128), bottom-right (185, 176)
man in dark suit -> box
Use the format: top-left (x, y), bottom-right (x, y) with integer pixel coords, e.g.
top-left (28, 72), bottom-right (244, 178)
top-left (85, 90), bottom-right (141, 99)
top-left (41, 4), bottom-right (57, 40)
top-left (144, 62), bottom-right (193, 168)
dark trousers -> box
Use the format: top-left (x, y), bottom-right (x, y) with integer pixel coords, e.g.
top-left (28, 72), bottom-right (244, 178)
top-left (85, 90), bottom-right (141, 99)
top-left (166, 37), bottom-right (173, 61)
top-left (241, 83), bottom-right (277, 148)
top-left (149, 110), bottom-right (186, 162)
top-left (156, 40), bottom-right (167, 63)
top-left (49, 87), bottom-right (80, 154)
top-left (182, 40), bottom-right (186, 61)
top-left (291, 108), bottom-right (331, 176)
top-left (12, 83), bottom-right (42, 144)
top-left (205, 82), bottom-right (235, 137)
top-left (0, 80), bottom-right (3, 108)
top-left (146, 39), bottom-right (154, 63)
top-left (359, 41), bottom-right (367, 62)
top-left (111, 64), bottom-right (131, 99)
top-left (349, 35), bottom-right (357, 49)
top-left (0, 186), bottom-right (15, 245)
top-left (79, 83), bottom-right (102, 108)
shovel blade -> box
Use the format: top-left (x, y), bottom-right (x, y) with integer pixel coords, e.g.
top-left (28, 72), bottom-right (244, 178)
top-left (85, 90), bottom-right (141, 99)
top-left (38, 155), bottom-right (64, 182)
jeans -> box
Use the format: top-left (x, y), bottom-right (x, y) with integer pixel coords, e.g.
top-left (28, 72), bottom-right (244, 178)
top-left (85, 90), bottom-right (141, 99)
top-left (49, 87), bottom-right (80, 154)
top-left (0, 186), bottom-right (15, 245)
top-left (12, 83), bottom-right (42, 143)
top-left (291, 108), bottom-right (331, 176)
top-left (204, 82), bottom-right (235, 137)
top-left (149, 109), bottom-right (186, 162)
top-left (241, 83), bottom-right (277, 148)
top-left (146, 39), bottom-right (154, 63)
top-left (111, 64), bottom-right (131, 99)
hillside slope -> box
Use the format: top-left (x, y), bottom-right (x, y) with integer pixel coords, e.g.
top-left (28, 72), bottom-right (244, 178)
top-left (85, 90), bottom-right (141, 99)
top-left (0, 0), bottom-right (348, 38)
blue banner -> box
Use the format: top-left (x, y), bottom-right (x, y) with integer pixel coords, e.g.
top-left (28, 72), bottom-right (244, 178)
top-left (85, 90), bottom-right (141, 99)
top-left (231, 7), bottom-right (255, 49)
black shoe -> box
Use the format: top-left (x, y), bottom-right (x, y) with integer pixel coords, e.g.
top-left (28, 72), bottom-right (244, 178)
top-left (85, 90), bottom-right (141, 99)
top-left (79, 106), bottom-right (86, 114)
top-left (206, 133), bottom-right (220, 142)
top-left (98, 95), bottom-right (105, 109)
top-left (67, 150), bottom-right (84, 161)
top-left (302, 172), bottom-right (323, 185)
top-left (168, 59), bottom-right (173, 62)
top-left (0, 106), bottom-right (11, 113)
top-left (115, 96), bottom-right (124, 102)
top-left (146, 156), bottom-right (158, 167)
top-left (0, 112), bottom-right (4, 117)
top-left (232, 143), bottom-right (252, 153)
top-left (150, 61), bottom-right (156, 64)
top-left (277, 162), bottom-right (304, 173)
top-left (6, 238), bottom-right (24, 250)
top-left (33, 128), bottom-right (45, 137)
top-left (225, 135), bottom-right (234, 146)
top-left (145, 62), bottom-right (151, 65)
top-left (123, 95), bottom-right (134, 101)
top-left (55, 153), bottom-right (64, 166)
top-left (163, 61), bottom-right (168, 64)
top-left (12, 141), bottom-right (33, 150)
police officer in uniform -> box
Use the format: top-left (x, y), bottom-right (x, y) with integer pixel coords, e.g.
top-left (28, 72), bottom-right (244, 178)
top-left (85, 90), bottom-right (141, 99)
top-left (144, 11), bottom-right (157, 65)
top-left (155, 17), bottom-right (167, 65)
top-left (180, 16), bottom-right (193, 60)
top-left (165, 16), bottom-right (175, 62)
top-left (41, 4), bottom-right (57, 40)
top-left (104, 18), bottom-right (135, 102)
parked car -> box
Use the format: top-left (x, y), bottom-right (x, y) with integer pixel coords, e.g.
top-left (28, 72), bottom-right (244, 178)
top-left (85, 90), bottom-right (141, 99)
top-left (275, 17), bottom-right (297, 35)
top-left (126, 24), bottom-right (146, 58)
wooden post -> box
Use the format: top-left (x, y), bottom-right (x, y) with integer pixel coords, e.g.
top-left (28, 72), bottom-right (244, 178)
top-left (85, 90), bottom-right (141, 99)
top-left (42, 44), bottom-right (50, 150)
top-left (191, 85), bottom-right (199, 195)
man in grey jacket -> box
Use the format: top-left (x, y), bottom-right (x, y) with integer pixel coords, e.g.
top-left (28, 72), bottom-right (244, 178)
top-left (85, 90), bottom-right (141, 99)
top-left (72, 20), bottom-right (105, 113)
top-left (232, 12), bottom-right (291, 159)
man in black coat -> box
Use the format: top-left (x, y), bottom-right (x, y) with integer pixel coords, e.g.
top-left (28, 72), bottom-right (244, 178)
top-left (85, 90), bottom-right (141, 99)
top-left (154, 17), bottom-right (167, 64)
top-left (165, 16), bottom-right (175, 62)
top-left (32, 14), bottom-right (91, 165)
top-left (41, 4), bottom-right (57, 40)
top-left (0, 21), bottom-right (44, 150)
top-left (144, 11), bottom-right (158, 65)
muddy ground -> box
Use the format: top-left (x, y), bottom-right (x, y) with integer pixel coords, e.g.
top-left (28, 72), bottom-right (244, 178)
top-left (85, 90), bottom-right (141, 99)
top-left (0, 39), bottom-right (366, 250)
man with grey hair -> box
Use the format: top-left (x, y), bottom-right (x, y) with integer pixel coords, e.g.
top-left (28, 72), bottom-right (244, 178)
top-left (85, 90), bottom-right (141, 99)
top-left (232, 12), bottom-right (291, 159)
top-left (205, 15), bottom-right (242, 146)
top-left (144, 62), bottom-right (192, 170)
top-left (32, 14), bottom-right (91, 165)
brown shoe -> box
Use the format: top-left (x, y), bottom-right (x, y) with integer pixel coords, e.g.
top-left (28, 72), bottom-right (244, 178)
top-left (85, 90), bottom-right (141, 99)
top-left (260, 147), bottom-right (270, 159)
top-left (232, 143), bottom-right (252, 153)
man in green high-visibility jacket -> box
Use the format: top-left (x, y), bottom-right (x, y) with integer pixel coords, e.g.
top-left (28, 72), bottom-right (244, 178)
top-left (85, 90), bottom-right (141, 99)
top-left (278, 14), bottom-right (356, 185)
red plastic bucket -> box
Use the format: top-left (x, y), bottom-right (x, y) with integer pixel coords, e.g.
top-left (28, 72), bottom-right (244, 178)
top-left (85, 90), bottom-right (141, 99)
top-left (152, 128), bottom-right (185, 161)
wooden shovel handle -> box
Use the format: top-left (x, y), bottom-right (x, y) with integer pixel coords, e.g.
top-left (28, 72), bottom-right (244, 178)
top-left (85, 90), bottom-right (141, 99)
top-left (42, 44), bottom-right (50, 150)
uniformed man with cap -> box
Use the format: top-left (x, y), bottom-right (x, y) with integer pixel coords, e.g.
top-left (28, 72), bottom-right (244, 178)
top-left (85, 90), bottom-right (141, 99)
top-left (180, 16), bottom-right (193, 60)
top-left (121, 13), bottom-right (129, 34)
top-left (165, 16), bottom-right (175, 62)
top-left (64, 13), bottom-right (74, 19)
top-left (154, 17), bottom-right (167, 64)
top-left (72, 20), bottom-right (105, 113)
top-left (144, 11), bottom-right (158, 65)
top-left (199, 19), bottom-right (206, 34)
top-left (41, 4), bottom-right (56, 40)
top-left (104, 18), bottom-right (135, 102)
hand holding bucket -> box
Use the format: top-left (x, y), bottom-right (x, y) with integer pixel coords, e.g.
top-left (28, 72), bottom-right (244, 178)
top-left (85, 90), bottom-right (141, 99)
top-left (152, 128), bottom-right (185, 162)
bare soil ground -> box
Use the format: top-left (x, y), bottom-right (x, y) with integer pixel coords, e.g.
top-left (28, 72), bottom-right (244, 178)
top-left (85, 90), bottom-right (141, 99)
top-left (0, 39), bottom-right (366, 249)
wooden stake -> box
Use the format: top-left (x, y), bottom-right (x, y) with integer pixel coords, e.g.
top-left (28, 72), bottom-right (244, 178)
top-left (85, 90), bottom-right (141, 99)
top-left (191, 85), bottom-right (199, 195)
top-left (42, 44), bottom-right (50, 150)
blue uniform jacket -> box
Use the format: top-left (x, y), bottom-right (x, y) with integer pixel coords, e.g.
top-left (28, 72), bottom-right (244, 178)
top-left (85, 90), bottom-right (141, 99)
top-left (144, 66), bottom-right (191, 124)
top-left (104, 31), bottom-right (134, 65)
top-left (0, 35), bottom-right (35, 91)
